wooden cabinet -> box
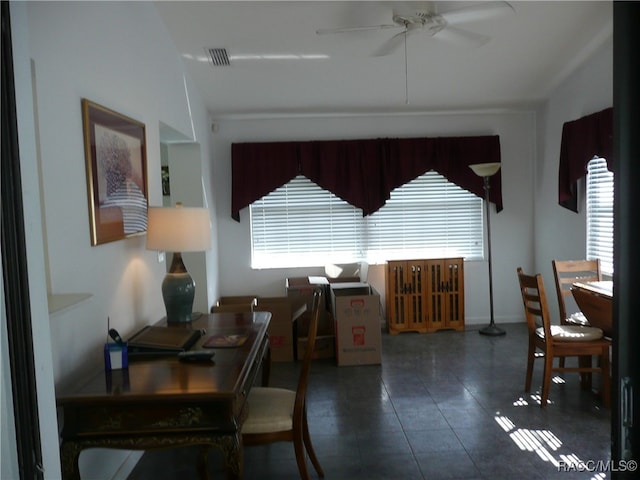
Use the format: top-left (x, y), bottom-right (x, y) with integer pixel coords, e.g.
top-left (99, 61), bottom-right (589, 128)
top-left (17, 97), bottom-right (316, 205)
top-left (386, 258), bottom-right (464, 334)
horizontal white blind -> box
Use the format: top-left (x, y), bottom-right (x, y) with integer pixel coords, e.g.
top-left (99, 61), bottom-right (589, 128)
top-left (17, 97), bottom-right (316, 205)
top-left (250, 172), bottom-right (483, 269)
top-left (586, 157), bottom-right (614, 274)
top-left (365, 171), bottom-right (483, 262)
top-left (250, 176), bottom-right (364, 268)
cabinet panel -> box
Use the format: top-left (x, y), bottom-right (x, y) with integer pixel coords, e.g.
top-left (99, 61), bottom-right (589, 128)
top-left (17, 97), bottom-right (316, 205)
top-left (386, 261), bottom-right (427, 334)
top-left (386, 258), bottom-right (464, 334)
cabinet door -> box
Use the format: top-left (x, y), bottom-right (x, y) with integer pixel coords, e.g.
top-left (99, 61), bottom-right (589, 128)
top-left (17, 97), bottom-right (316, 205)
top-left (405, 261), bottom-right (427, 332)
top-left (387, 261), bottom-right (408, 333)
top-left (386, 261), bottom-right (428, 333)
top-left (444, 258), bottom-right (464, 330)
top-left (426, 258), bottom-right (465, 332)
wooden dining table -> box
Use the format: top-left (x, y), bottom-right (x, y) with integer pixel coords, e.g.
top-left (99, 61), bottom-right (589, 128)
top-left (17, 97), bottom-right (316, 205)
top-left (56, 311), bottom-right (271, 479)
top-left (571, 280), bottom-right (613, 337)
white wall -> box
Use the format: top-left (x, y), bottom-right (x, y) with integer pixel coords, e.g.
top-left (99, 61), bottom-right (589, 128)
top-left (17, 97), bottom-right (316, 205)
top-left (534, 37), bottom-right (613, 322)
top-left (14, 2), bottom-right (219, 478)
top-left (212, 111), bottom-right (536, 326)
top-left (7, 1), bottom-right (612, 477)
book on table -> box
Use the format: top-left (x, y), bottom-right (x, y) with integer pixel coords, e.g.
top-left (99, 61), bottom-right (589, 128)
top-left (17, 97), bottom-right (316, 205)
top-left (127, 325), bottom-right (203, 356)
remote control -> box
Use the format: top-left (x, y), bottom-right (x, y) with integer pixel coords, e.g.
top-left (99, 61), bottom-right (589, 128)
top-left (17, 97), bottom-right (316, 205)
top-left (178, 350), bottom-right (215, 362)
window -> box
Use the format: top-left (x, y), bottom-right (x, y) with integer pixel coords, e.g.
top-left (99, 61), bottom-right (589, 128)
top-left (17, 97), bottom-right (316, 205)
top-left (586, 157), bottom-right (614, 275)
top-left (250, 171), bottom-right (483, 269)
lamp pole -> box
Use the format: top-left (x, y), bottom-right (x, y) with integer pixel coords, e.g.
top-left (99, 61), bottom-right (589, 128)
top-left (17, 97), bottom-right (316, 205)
top-left (469, 162), bottom-right (505, 337)
top-left (479, 174), bottom-right (505, 336)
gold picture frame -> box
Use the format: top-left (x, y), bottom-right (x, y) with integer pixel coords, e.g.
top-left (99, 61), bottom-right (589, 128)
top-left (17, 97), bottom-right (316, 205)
top-left (82, 99), bottom-right (148, 246)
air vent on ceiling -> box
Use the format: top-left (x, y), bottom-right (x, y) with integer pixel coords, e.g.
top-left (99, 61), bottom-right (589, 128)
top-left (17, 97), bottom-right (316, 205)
top-left (208, 48), bottom-right (230, 67)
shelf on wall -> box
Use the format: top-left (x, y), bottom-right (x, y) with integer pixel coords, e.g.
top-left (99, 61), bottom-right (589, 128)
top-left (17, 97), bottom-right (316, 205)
top-left (47, 293), bottom-right (92, 314)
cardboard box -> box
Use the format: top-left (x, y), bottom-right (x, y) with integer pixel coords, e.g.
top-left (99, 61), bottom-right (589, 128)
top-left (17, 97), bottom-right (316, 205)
top-left (286, 276), bottom-right (331, 312)
top-left (255, 296), bottom-right (305, 362)
top-left (297, 335), bottom-right (335, 360)
top-left (324, 262), bottom-right (369, 282)
top-left (296, 309), bottom-right (334, 337)
top-left (331, 283), bottom-right (382, 366)
top-left (217, 296), bottom-right (257, 306)
top-left (294, 310), bottom-right (335, 360)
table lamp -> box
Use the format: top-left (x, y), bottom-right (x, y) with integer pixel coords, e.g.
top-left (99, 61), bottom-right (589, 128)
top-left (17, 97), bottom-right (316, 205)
top-left (146, 203), bottom-right (211, 323)
top-left (469, 162), bottom-right (505, 336)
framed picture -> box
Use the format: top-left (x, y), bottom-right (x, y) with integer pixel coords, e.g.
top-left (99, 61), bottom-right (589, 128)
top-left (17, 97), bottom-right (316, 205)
top-left (82, 99), bottom-right (148, 246)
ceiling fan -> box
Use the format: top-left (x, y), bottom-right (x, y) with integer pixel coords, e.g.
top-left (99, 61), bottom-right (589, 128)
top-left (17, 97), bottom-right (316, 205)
top-left (316, 1), bottom-right (515, 56)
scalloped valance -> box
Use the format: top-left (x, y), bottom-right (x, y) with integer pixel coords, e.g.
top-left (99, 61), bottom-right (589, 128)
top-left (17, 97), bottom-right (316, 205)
top-left (232, 135), bottom-right (503, 221)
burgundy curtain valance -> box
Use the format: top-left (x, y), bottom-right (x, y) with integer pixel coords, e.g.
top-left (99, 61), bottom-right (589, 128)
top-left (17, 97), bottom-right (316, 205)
top-left (558, 107), bottom-right (613, 212)
top-left (232, 135), bottom-right (503, 221)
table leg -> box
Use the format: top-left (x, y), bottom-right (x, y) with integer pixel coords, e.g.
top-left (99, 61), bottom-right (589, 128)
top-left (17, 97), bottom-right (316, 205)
top-left (220, 432), bottom-right (244, 479)
top-left (60, 441), bottom-right (82, 480)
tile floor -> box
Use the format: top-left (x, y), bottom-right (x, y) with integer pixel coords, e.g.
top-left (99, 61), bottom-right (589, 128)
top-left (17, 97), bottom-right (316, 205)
top-left (127, 323), bottom-right (611, 479)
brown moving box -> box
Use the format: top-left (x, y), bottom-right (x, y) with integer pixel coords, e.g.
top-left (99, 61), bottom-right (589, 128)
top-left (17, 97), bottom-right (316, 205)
top-left (217, 296), bottom-right (257, 306)
top-left (286, 276), bottom-right (330, 311)
top-left (255, 296), bottom-right (306, 362)
top-left (286, 276), bottom-right (361, 313)
top-left (330, 283), bottom-right (382, 366)
top-left (297, 334), bottom-right (336, 360)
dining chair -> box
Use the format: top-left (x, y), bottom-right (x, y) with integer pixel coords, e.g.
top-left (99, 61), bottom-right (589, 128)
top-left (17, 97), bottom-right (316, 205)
top-left (551, 259), bottom-right (602, 327)
top-left (241, 288), bottom-right (324, 479)
top-left (517, 267), bottom-right (611, 408)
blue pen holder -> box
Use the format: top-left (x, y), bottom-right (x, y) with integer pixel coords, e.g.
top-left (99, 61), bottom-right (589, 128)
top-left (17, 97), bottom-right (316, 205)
top-left (104, 342), bottom-right (128, 371)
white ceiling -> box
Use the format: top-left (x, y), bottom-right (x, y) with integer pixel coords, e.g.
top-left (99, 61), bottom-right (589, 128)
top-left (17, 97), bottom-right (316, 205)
top-left (154, 1), bottom-right (612, 117)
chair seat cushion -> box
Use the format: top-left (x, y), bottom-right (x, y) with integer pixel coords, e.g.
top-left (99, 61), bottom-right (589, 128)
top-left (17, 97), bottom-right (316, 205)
top-left (242, 387), bottom-right (296, 434)
top-left (536, 325), bottom-right (603, 342)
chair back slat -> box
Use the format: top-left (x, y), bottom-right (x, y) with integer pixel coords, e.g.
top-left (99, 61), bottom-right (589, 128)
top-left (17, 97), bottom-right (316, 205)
top-left (517, 267), bottom-right (552, 339)
top-left (552, 259), bottom-right (601, 323)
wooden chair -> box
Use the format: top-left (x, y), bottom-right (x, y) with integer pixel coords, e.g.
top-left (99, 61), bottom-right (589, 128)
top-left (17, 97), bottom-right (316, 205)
top-left (517, 267), bottom-right (611, 408)
top-left (241, 288), bottom-right (324, 479)
top-left (551, 259), bottom-right (602, 326)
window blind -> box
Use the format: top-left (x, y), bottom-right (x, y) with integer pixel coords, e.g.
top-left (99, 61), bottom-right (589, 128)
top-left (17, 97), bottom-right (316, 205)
top-left (365, 171), bottom-right (483, 262)
top-left (250, 172), bottom-right (483, 269)
top-left (586, 157), bottom-right (614, 274)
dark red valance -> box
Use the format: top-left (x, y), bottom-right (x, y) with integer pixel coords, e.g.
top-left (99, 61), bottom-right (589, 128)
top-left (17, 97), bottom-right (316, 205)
top-left (558, 107), bottom-right (613, 212)
top-left (232, 135), bottom-right (503, 221)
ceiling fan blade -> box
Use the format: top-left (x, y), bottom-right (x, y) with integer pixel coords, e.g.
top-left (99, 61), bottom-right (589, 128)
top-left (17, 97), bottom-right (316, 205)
top-left (439, 1), bottom-right (515, 25)
top-left (372, 24), bottom-right (424, 57)
top-left (434, 26), bottom-right (492, 48)
top-left (316, 24), bottom-right (401, 35)
top-left (372, 29), bottom-right (407, 57)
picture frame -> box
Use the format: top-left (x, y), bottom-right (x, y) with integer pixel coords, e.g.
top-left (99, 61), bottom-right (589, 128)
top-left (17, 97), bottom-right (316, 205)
top-left (82, 99), bottom-right (148, 246)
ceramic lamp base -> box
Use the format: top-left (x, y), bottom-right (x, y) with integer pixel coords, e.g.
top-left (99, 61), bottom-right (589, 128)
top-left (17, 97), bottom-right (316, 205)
top-left (162, 252), bottom-right (195, 323)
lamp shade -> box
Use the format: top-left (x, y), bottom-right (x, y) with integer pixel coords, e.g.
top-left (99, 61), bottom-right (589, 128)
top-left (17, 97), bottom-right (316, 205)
top-left (469, 162), bottom-right (501, 177)
top-left (146, 205), bottom-right (211, 252)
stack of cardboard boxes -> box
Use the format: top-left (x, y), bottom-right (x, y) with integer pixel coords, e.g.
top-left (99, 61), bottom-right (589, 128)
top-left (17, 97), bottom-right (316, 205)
top-left (285, 267), bottom-right (382, 366)
top-left (211, 295), bottom-right (303, 362)
top-left (214, 263), bottom-right (382, 366)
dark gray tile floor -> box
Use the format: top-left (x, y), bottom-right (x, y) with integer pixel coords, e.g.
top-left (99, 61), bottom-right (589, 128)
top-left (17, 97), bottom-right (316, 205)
top-left (127, 323), bottom-right (611, 479)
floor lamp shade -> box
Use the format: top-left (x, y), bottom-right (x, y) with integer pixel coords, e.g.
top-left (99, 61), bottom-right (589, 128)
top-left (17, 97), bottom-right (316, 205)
top-left (469, 162), bottom-right (505, 336)
top-left (146, 205), bottom-right (211, 323)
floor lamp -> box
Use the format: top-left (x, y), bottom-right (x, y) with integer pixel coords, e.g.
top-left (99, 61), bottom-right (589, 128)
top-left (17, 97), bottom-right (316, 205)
top-left (469, 162), bottom-right (505, 336)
